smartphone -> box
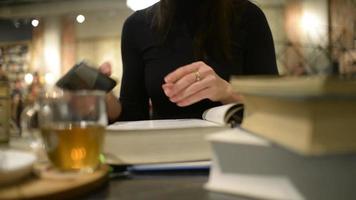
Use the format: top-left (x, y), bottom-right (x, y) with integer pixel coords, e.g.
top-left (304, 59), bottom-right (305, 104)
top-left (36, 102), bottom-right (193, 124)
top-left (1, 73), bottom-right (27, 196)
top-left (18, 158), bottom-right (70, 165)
top-left (56, 61), bottom-right (117, 92)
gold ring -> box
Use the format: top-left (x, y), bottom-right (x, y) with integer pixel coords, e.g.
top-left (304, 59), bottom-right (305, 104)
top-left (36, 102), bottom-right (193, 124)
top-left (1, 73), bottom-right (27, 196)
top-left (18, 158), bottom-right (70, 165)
top-left (194, 71), bottom-right (201, 82)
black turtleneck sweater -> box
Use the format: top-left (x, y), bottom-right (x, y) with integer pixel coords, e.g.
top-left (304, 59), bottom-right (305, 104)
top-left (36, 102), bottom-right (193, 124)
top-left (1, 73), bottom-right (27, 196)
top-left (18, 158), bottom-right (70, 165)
top-left (117, 1), bottom-right (278, 121)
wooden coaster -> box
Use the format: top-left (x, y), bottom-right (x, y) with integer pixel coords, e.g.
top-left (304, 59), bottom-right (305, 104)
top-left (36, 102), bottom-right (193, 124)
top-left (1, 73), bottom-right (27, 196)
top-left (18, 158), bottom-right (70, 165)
top-left (0, 164), bottom-right (110, 200)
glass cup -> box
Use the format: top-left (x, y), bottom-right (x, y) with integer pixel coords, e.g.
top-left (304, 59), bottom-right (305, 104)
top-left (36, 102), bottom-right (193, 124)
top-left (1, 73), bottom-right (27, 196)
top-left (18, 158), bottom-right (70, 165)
top-left (21, 89), bottom-right (107, 173)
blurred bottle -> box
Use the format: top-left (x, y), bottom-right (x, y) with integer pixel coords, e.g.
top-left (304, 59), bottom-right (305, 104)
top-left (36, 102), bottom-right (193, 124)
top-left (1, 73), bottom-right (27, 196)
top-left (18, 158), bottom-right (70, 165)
top-left (0, 65), bottom-right (10, 144)
top-left (11, 79), bottom-right (24, 134)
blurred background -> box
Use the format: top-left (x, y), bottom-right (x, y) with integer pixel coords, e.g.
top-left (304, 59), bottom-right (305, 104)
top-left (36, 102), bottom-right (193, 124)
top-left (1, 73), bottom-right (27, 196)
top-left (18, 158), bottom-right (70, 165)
top-left (0, 0), bottom-right (355, 127)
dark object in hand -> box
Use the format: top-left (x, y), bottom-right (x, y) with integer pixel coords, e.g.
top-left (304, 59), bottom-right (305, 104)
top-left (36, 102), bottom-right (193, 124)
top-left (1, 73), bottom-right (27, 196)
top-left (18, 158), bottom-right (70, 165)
top-left (56, 61), bottom-right (117, 92)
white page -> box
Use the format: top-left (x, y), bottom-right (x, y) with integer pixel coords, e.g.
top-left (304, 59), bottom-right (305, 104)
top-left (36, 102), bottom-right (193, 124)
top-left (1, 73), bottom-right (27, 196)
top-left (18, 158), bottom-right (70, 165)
top-left (107, 119), bottom-right (222, 131)
top-left (202, 103), bottom-right (237, 125)
top-left (128, 161), bottom-right (211, 171)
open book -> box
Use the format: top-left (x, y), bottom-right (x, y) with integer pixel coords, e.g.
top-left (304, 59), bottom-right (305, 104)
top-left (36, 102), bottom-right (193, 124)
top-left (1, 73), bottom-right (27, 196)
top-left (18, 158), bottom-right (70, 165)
top-left (202, 103), bottom-right (244, 127)
top-left (103, 103), bottom-right (243, 166)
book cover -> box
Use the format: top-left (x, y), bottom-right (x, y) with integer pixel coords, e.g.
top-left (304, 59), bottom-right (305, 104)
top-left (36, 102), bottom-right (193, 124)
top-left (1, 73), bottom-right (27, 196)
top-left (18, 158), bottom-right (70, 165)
top-left (104, 119), bottom-right (230, 165)
top-left (231, 75), bottom-right (356, 98)
top-left (230, 75), bottom-right (356, 155)
top-left (205, 128), bottom-right (356, 200)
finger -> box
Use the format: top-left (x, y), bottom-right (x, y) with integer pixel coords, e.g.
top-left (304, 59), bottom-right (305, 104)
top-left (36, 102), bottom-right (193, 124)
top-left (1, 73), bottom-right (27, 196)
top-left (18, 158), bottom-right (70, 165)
top-left (176, 88), bottom-right (211, 107)
top-left (164, 61), bottom-right (203, 83)
top-left (167, 66), bottom-right (214, 98)
top-left (99, 62), bottom-right (112, 76)
top-left (162, 83), bottom-right (174, 97)
top-left (170, 76), bottom-right (212, 103)
top-left (165, 72), bottom-right (198, 98)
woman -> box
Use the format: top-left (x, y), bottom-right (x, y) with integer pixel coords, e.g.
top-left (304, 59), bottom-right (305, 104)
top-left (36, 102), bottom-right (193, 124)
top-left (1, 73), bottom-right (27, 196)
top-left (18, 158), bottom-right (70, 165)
top-left (104, 0), bottom-right (278, 123)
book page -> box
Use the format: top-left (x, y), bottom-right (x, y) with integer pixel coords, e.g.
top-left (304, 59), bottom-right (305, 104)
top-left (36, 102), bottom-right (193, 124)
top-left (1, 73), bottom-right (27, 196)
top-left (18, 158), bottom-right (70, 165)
top-left (128, 161), bottom-right (211, 172)
top-left (202, 103), bottom-right (241, 125)
top-left (202, 103), bottom-right (236, 125)
top-left (107, 119), bottom-right (222, 131)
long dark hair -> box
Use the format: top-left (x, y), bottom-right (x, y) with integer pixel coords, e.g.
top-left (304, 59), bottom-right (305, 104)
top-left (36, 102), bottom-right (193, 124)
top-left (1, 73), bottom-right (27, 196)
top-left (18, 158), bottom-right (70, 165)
top-left (152, 0), bottom-right (246, 62)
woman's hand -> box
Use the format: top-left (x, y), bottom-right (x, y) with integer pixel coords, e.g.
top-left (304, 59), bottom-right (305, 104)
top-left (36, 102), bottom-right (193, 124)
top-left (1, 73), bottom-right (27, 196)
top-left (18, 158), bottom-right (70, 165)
top-left (99, 62), bottom-right (122, 123)
top-left (99, 61), bottom-right (112, 76)
top-left (162, 61), bottom-right (241, 107)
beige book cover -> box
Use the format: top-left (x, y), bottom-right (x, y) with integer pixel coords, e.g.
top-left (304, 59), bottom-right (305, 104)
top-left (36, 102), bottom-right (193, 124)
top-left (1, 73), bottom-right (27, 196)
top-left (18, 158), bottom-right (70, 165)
top-left (231, 75), bottom-right (356, 155)
top-left (104, 118), bottom-right (230, 165)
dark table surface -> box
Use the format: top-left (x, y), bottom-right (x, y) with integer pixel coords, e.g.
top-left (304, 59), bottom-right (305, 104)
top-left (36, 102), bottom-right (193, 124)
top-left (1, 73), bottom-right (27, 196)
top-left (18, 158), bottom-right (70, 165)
top-left (80, 169), bottom-right (252, 200)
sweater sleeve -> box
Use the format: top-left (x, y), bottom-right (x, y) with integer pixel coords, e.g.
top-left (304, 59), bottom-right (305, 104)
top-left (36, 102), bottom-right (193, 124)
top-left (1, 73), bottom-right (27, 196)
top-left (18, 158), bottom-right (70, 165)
top-left (118, 12), bottom-right (150, 121)
top-left (242, 3), bottom-right (278, 75)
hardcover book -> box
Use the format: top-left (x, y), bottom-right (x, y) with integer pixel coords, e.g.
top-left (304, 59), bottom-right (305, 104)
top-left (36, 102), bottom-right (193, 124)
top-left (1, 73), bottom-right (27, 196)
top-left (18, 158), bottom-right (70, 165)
top-left (231, 75), bottom-right (356, 155)
top-left (205, 128), bottom-right (356, 200)
top-left (103, 103), bottom-right (243, 165)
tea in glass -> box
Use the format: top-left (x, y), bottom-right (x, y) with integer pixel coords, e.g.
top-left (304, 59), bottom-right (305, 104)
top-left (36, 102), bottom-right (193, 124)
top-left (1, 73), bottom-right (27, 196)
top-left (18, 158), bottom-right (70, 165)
top-left (22, 90), bottom-right (108, 173)
top-left (41, 123), bottom-right (105, 172)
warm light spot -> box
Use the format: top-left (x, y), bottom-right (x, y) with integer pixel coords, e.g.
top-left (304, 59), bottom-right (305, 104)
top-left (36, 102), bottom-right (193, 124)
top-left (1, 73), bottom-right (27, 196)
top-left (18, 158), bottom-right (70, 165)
top-left (31, 19), bottom-right (39, 27)
top-left (301, 12), bottom-right (320, 33)
top-left (71, 147), bottom-right (86, 161)
top-left (44, 73), bottom-right (56, 86)
top-left (76, 14), bottom-right (85, 24)
top-left (24, 73), bottom-right (34, 85)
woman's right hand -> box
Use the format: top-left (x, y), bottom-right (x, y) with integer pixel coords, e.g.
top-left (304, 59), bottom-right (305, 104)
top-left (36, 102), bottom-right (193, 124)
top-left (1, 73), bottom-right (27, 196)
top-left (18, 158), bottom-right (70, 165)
top-left (99, 61), bottom-right (112, 76)
top-left (99, 62), bottom-right (122, 123)
top-left (162, 61), bottom-right (241, 107)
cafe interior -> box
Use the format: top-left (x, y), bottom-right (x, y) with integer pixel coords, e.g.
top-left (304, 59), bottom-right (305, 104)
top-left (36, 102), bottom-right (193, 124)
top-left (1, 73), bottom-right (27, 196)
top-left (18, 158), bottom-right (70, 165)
top-left (1, 0), bottom-right (356, 199)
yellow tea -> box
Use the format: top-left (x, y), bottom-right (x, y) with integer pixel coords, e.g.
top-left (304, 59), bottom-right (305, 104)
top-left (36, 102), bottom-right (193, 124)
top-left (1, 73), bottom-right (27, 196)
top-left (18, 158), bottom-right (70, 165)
top-left (41, 123), bottom-right (105, 172)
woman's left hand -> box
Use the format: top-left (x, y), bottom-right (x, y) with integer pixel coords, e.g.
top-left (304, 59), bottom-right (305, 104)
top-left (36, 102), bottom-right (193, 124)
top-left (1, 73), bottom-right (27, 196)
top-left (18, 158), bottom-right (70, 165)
top-left (162, 61), bottom-right (241, 107)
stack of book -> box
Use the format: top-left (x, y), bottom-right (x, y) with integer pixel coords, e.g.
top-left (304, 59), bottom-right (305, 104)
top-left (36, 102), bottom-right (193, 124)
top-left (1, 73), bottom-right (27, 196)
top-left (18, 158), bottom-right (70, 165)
top-left (205, 75), bottom-right (356, 199)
